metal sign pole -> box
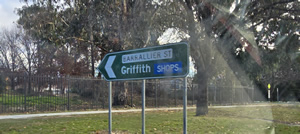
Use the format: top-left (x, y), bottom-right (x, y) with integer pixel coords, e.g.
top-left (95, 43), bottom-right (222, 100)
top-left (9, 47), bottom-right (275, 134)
top-left (183, 77), bottom-right (187, 134)
top-left (109, 81), bottom-right (112, 134)
top-left (142, 79), bottom-right (146, 134)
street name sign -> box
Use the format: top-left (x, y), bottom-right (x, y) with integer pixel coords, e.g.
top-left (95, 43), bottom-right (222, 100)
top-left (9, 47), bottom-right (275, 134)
top-left (97, 42), bottom-right (189, 81)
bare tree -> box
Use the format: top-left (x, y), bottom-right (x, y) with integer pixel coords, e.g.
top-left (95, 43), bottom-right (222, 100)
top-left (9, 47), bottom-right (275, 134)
top-left (0, 27), bottom-right (22, 90)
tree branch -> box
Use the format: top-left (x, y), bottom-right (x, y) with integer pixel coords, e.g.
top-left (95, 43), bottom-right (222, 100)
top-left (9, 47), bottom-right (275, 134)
top-left (272, 7), bottom-right (300, 12)
top-left (251, 14), bottom-right (300, 28)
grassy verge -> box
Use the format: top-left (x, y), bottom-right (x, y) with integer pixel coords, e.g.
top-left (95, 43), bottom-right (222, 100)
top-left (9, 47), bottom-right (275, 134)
top-left (0, 92), bottom-right (102, 112)
top-left (0, 93), bottom-right (68, 105)
top-left (0, 105), bottom-right (299, 133)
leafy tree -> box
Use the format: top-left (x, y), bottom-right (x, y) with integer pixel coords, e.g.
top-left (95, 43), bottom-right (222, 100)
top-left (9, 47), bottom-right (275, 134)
top-left (152, 0), bottom-right (299, 115)
top-left (247, 0), bottom-right (300, 101)
top-left (16, 0), bottom-right (300, 114)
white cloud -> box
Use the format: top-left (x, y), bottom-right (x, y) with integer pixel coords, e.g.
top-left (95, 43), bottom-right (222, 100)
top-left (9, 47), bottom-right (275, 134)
top-left (0, 0), bottom-right (26, 28)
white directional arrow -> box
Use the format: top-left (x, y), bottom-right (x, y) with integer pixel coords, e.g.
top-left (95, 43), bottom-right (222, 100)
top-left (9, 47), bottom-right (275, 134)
top-left (105, 56), bottom-right (116, 78)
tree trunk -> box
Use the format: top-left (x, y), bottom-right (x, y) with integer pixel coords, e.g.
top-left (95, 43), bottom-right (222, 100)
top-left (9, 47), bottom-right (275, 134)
top-left (88, 0), bottom-right (95, 77)
top-left (113, 81), bottom-right (128, 106)
top-left (186, 4), bottom-right (210, 115)
top-left (195, 71), bottom-right (208, 116)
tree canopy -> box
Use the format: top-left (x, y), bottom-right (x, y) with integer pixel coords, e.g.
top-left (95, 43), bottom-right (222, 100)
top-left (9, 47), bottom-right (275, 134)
top-left (0, 0), bottom-right (298, 115)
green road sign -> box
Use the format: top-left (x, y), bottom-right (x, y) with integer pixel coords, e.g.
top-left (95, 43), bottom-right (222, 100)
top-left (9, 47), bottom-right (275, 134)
top-left (97, 42), bottom-right (189, 81)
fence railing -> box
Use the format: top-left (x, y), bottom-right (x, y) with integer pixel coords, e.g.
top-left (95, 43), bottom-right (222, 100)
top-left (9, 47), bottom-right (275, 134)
top-left (0, 73), bottom-right (257, 113)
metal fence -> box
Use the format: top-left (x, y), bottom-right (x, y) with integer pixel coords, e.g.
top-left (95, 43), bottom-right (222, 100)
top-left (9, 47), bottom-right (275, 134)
top-left (0, 73), bottom-right (258, 113)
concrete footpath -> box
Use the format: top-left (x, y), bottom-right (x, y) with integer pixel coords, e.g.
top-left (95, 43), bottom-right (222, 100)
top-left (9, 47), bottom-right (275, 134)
top-left (0, 105), bottom-right (272, 120)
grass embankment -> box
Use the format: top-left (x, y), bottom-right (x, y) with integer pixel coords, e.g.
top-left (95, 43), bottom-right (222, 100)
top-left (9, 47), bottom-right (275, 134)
top-left (0, 94), bottom-right (67, 105)
top-left (0, 105), bottom-right (299, 133)
top-left (0, 92), bottom-right (101, 112)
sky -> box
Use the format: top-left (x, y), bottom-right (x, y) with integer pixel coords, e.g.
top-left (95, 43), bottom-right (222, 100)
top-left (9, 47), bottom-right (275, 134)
top-left (0, 0), bottom-right (26, 28)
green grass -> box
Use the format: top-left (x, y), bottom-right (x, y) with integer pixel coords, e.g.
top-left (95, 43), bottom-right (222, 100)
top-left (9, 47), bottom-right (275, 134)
top-left (0, 93), bottom-right (99, 109)
top-left (0, 94), bottom-right (68, 106)
top-left (0, 105), bottom-right (300, 133)
top-left (209, 105), bottom-right (300, 124)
